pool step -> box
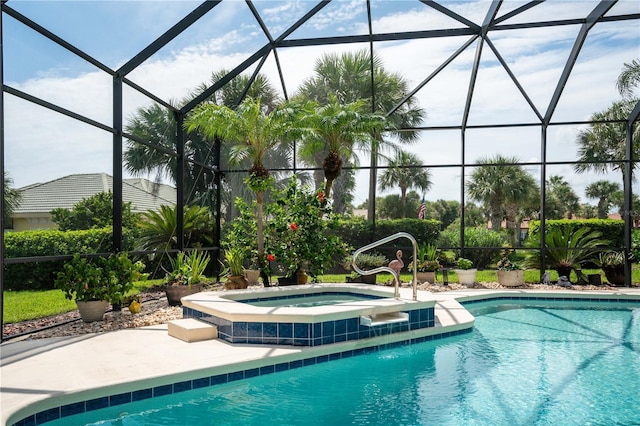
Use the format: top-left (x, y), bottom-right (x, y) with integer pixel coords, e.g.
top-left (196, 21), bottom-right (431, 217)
top-left (360, 312), bottom-right (409, 327)
top-left (168, 318), bottom-right (218, 343)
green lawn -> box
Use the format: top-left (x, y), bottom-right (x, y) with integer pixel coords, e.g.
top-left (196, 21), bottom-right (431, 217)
top-left (4, 269), bottom-right (639, 324)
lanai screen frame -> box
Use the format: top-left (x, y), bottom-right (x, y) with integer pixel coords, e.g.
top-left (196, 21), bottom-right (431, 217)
top-left (1, 0), bottom-right (639, 340)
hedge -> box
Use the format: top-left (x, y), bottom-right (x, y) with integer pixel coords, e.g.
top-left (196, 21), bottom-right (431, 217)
top-left (3, 228), bottom-right (135, 291)
top-left (528, 219), bottom-right (624, 248)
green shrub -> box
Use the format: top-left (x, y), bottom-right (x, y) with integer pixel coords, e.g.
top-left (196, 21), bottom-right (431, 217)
top-left (437, 226), bottom-right (508, 269)
top-left (3, 227), bottom-right (135, 291)
top-left (528, 219), bottom-right (623, 248)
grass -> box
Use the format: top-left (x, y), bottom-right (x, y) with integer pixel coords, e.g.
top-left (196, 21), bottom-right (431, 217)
top-left (4, 268), bottom-right (639, 325)
top-left (3, 279), bottom-right (164, 324)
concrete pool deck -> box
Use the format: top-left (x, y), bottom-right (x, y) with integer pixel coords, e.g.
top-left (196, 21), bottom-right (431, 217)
top-left (2, 286), bottom-right (640, 426)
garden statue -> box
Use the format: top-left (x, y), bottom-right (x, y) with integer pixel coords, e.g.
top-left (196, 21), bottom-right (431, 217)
top-left (389, 250), bottom-right (404, 281)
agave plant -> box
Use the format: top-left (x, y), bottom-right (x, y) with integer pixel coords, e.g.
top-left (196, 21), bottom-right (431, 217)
top-left (525, 226), bottom-right (608, 279)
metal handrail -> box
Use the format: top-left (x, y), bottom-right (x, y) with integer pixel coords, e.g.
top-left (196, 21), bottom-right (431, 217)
top-left (351, 232), bottom-right (418, 300)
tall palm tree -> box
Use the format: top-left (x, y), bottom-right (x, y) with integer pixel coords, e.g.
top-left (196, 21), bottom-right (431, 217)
top-left (574, 98), bottom-right (640, 183)
top-left (2, 172), bottom-right (21, 228)
top-left (378, 151), bottom-right (432, 218)
top-left (546, 175), bottom-right (580, 219)
top-left (124, 71), bottom-right (282, 218)
top-left (297, 49), bottom-right (425, 218)
top-left (184, 97), bottom-right (302, 284)
top-left (297, 98), bottom-right (385, 198)
top-left (585, 180), bottom-right (620, 219)
top-left (467, 155), bottom-right (539, 238)
top-left (616, 58), bottom-right (640, 98)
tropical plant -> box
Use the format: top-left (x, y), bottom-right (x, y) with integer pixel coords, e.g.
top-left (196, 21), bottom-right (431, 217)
top-left (467, 155), bottom-right (539, 246)
top-left (296, 49), bottom-right (426, 219)
top-left (3, 171), bottom-right (21, 228)
top-left (137, 204), bottom-right (214, 252)
top-left (545, 175), bottom-right (580, 220)
top-left (223, 246), bottom-right (246, 277)
top-left (297, 97), bottom-right (385, 198)
top-left (496, 254), bottom-right (522, 271)
top-left (456, 258), bottom-right (474, 270)
top-left (264, 176), bottom-right (350, 280)
top-left (103, 252), bottom-right (146, 306)
top-left (165, 250), bottom-right (211, 287)
top-left (585, 180), bottom-right (621, 219)
top-left (51, 191), bottom-right (139, 231)
top-left (524, 227), bottom-right (607, 277)
top-left (409, 243), bottom-right (441, 272)
top-left (185, 97), bottom-right (302, 285)
top-left (595, 250), bottom-right (626, 268)
top-left (343, 252), bottom-right (388, 271)
top-left (378, 151), bottom-right (432, 218)
top-left (616, 58), bottom-right (640, 98)
top-left (55, 254), bottom-right (106, 302)
top-left (574, 98), bottom-right (640, 183)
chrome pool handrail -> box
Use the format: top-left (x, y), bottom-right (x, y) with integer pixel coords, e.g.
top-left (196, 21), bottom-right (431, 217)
top-left (351, 232), bottom-right (418, 300)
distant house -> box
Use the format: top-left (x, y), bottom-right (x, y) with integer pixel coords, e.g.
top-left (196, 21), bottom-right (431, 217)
top-left (11, 173), bottom-right (176, 231)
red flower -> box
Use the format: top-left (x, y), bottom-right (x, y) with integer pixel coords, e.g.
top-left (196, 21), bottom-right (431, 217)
top-left (290, 223), bottom-right (298, 231)
top-left (267, 253), bottom-right (275, 262)
top-left (318, 191), bottom-right (325, 203)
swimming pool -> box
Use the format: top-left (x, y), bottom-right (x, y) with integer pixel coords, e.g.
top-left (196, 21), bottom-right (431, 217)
top-left (40, 298), bottom-right (640, 425)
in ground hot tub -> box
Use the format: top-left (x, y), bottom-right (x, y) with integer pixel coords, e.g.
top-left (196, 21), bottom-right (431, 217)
top-left (181, 284), bottom-right (436, 346)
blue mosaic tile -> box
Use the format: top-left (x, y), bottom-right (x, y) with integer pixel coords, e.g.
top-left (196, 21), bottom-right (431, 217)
top-left (85, 396), bottom-right (109, 411)
top-left (294, 323), bottom-right (309, 338)
top-left (248, 322), bottom-right (262, 337)
top-left (263, 322), bottom-right (278, 337)
top-left (35, 408), bottom-right (59, 424)
top-left (245, 368), bottom-right (260, 378)
top-left (228, 371), bottom-right (244, 382)
top-left (211, 373), bottom-right (228, 385)
top-left (60, 401), bottom-right (84, 418)
top-left (278, 323), bottom-right (293, 338)
top-left (233, 322), bottom-right (248, 337)
top-left (153, 384), bottom-right (173, 397)
top-left (192, 377), bottom-right (210, 389)
top-left (110, 392), bottom-right (132, 406)
top-left (275, 362), bottom-right (289, 372)
top-left (289, 359), bottom-right (304, 369)
top-left (173, 380), bottom-right (192, 393)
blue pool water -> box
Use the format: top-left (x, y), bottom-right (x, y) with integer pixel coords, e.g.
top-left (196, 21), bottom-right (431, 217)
top-left (43, 299), bottom-right (640, 425)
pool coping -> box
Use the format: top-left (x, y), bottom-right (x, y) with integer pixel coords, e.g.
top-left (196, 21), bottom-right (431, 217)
top-left (2, 286), bottom-right (639, 426)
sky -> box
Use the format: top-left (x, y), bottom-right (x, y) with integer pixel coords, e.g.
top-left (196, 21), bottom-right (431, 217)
top-left (3, 0), bottom-right (640, 208)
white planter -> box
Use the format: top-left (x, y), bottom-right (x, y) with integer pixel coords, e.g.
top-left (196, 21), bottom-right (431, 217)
top-left (76, 300), bottom-right (108, 323)
top-left (454, 269), bottom-right (477, 285)
top-left (497, 270), bottom-right (524, 287)
top-left (243, 269), bottom-right (261, 286)
top-left (416, 271), bottom-right (436, 284)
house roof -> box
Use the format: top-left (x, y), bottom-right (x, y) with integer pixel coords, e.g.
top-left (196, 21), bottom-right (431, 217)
top-left (14, 173), bottom-right (176, 214)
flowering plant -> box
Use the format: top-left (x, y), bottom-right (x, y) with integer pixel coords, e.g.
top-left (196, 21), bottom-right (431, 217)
top-left (263, 176), bottom-right (349, 280)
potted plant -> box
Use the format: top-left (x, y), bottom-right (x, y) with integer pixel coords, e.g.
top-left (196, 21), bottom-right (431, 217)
top-left (223, 246), bottom-right (249, 290)
top-left (163, 250), bottom-right (211, 306)
top-left (344, 252), bottom-right (389, 284)
top-left (408, 243), bottom-right (440, 284)
top-left (224, 198), bottom-right (264, 286)
top-left (103, 252), bottom-right (146, 311)
top-left (264, 176), bottom-right (349, 285)
top-left (496, 250), bottom-right (524, 287)
top-left (595, 251), bottom-right (626, 286)
top-left (454, 257), bottom-right (477, 285)
top-left (55, 254), bottom-right (109, 322)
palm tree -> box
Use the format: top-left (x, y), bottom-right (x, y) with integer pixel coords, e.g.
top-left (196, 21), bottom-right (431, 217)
top-left (467, 155), bottom-right (539, 240)
top-left (124, 71), bottom-right (282, 219)
top-left (378, 151), bottom-right (432, 218)
top-left (297, 98), bottom-right (385, 198)
top-left (184, 97), bottom-right (302, 284)
top-left (585, 180), bottom-right (620, 219)
top-left (297, 49), bottom-right (425, 218)
top-left (616, 58), bottom-right (640, 98)
top-left (2, 172), bottom-right (21, 228)
top-left (574, 98), bottom-right (640, 183)
top-left (545, 175), bottom-right (580, 219)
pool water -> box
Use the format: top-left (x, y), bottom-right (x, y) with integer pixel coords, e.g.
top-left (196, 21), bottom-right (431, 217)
top-left (240, 293), bottom-right (380, 308)
top-left (45, 299), bottom-right (640, 425)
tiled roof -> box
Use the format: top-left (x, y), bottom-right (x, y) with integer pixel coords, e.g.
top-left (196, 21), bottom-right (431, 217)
top-left (14, 173), bottom-right (176, 214)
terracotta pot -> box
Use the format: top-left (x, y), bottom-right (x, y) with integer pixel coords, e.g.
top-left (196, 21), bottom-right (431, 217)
top-left (163, 283), bottom-right (204, 306)
top-left (76, 300), bottom-right (108, 323)
top-left (224, 275), bottom-right (248, 290)
top-left (454, 269), bottom-right (477, 285)
top-left (297, 270), bottom-right (308, 285)
top-left (243, 269), bottom-right (261, 286)
top-left (497, 270), bottom-right (524, 287)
